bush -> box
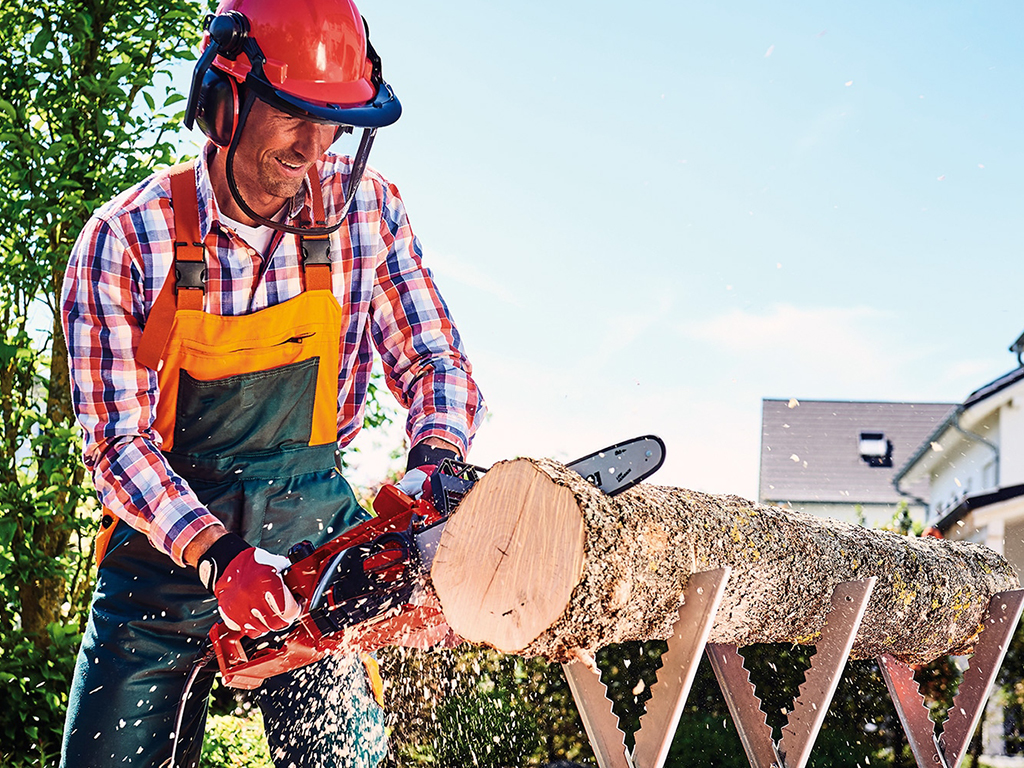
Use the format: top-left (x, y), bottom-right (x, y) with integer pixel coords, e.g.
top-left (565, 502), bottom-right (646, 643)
top-left (667, 713), bottom-right (748, 768)
top-left (0, 622), bottom-right (81, 766)
top-left (431, 685), bottom-right (542, 768)
top-left (201, 713), bottom-right (273, 768)
top-left (382, 646), bottom-right (591, 766)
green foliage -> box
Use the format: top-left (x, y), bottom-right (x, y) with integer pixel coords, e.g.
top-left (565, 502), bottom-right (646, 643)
top-left (878, 500), bottom-right (921, 537)
top-left (596, 639), bottom-right (668, 749)
top-left (201, 713), bottom-right (273, 768)
top-left (0, 622), bottom-right (82, 766)
top-left (0, 0), bottom-right (205, 625)
top-left (995, 617), bottom-right (1024, 756)
top-left (432, 685), bottom-right (542, 768)
top-left (381, 646), bottom-right (592, 767)
top-left (0, 0), bottom-right (204, 760)
top-left (667, 713), bottom-right (747, 768)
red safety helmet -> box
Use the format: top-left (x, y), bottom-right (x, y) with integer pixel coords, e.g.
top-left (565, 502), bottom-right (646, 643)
top-left (183, 0), bottom-right (401, 233)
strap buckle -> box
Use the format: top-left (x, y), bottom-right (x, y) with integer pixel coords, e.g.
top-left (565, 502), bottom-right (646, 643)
top-left (301, 237), bottom-right (332, 267)
top-left (174, 242), bottom-right (207, 291)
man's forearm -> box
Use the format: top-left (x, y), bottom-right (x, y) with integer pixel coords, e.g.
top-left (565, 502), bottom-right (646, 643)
top-left (182, 523), bottom-right (229, 568)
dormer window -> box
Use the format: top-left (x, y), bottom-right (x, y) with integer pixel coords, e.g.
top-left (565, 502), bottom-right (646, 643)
top-left (859, 431), bottom-right (893, 468)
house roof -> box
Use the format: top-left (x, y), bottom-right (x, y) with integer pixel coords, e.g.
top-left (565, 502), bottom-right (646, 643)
top-left (759, 399), bottom-right (956, 506)
top-left (962, 365), bottom-right (1024, 410)
top-left (893, 365), bottom-right (1024, 485)
top-left (933, 483), bottom-right (1024, 533)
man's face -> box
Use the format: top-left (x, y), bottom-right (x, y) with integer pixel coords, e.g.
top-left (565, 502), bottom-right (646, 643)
top-left (230, 98), bottom-right (336, 217)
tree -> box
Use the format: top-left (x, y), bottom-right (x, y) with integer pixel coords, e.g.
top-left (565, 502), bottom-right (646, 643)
top-left (0, 1), bottom-right (203, 760)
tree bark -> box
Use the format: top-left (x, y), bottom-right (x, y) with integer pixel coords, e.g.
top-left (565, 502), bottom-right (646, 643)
top-left (430, 458), bottom-right (1020, 665)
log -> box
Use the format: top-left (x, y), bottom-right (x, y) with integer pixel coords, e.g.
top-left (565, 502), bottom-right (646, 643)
top-left (430, 458), bottom-right (1020, 665)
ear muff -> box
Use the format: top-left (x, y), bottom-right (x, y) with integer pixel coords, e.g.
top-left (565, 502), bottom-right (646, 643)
top-left (195, 67), bottom-right (241, 147)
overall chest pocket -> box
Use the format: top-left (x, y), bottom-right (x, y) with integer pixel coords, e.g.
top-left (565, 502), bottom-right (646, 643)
top-left (174, 357), bottom-right (320, 456)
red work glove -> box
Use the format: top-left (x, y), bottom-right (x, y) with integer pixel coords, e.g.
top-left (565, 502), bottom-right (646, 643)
top-left (197, 532), bottom-right (300, 638)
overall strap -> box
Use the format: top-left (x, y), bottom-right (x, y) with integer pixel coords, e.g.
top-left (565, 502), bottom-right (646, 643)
top-left (136, 161), bottom-right (205, 371)
top-left (300, 166), bottom-right (333, 292)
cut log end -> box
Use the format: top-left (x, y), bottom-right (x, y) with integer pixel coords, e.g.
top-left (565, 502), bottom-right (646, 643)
top-left (431, 460), bottom-right (586, 652)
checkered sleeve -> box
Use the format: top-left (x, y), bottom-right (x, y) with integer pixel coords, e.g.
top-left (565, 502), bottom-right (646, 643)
top-left (62, 210), bottom-right (222, 566)
top-left (368, 179), bottom-right (486, 458)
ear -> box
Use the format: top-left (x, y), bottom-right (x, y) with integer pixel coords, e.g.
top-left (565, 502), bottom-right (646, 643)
top-left (196, 68), bottom-right (241, 147)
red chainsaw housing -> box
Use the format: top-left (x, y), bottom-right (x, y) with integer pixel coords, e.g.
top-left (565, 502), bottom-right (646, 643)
top-left (210, 484), bottom-right (450, 689)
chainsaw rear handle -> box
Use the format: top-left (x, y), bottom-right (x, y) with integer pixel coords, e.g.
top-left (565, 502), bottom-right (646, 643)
top-left (208, 483), bottom-right (431, 673)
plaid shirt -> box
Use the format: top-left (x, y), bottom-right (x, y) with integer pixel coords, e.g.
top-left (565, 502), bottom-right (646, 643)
top-left (62, 146), bottom-right (484, 565)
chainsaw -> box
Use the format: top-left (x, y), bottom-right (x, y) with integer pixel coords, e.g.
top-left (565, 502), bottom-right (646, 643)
top-left (208, 435), bottom-right (666, 689)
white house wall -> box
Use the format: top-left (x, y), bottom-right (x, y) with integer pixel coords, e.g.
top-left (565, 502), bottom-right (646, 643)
top-left (1002, 517), bottom-right (1024, 578)
top-left (769, 500), bottom-right (924, 529)
top-left (999, 396), bottom-right (1024, 486)
top-left (928, 411), bottom-right (1001, 523)
top-left (945, 498), bottom-right (1024, 578)
top-left (901, 379), bottom-right (1021, 486)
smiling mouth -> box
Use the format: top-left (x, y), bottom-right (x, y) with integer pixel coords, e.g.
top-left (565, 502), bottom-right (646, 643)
top-left (277, 157), bottom-right (307, 173)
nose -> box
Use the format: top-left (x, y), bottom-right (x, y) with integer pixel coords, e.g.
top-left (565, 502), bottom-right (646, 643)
top-left (292, 120), bottom-right (332, 160)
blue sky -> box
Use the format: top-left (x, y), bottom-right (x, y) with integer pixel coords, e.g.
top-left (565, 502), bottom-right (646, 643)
top-left (179, 1), bottom-right (1024, 498)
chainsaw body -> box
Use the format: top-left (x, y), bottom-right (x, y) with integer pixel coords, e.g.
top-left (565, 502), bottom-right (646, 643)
top-left (210, 464), bottom-right (474, 689)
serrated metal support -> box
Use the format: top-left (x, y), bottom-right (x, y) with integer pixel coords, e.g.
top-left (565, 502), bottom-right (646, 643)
top-left (633, 568), bottom-right (732, 768)
top-left (563, 567), bottom-right (731, 768)
top-left (707, 577), bottom-right (876, 768)
top-left (879, 588), bottom-right (1024, 768)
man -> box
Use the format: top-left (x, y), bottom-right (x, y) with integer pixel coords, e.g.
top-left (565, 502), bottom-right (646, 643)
top-left (59, 0), bottom-right (484, 765)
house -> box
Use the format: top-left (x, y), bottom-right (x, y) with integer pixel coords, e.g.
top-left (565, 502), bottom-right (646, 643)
top-left (893, 364), bottom-right (1024, 574)
top-left (892, 342), bottom-right (1024, 762)
top-left (759, 391), bottom-right (1024, 762)
top-left (759, 398), bottom-right (956, 528)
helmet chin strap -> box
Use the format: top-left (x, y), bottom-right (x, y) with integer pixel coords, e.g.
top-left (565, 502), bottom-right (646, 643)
top-left (222, 91), bottom-right (378, 236)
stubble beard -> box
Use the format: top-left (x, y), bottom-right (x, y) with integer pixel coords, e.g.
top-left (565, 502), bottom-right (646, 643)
top-left (255, 158), bottom-right (307, 202)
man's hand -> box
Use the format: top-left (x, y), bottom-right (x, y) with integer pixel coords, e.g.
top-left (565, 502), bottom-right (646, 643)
top-left (196, 532), bottom-right (300, 637)
top-left (396, 439), bottom-right (460, 499)
top-left (394, 466), bottom-right (433, 499)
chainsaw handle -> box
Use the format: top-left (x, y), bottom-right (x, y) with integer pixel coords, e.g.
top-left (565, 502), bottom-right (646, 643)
top-left (210, 619), bottom-right (248, 670)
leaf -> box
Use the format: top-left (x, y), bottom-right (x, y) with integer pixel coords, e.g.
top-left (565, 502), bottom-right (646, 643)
top-left (0, 518), bottom-right (15, 548)
top-left (30, 27), bottom-right (52, 57)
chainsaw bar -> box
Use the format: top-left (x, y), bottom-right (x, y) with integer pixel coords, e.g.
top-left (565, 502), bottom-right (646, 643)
top-left (566, 435), bottom-right (666, 497)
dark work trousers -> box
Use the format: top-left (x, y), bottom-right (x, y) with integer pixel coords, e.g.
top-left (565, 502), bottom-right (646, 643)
top-left (61, 447), bottom-right (386, 767)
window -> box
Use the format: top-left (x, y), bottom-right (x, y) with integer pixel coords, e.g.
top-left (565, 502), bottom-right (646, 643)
top-left (859, 431), bottom-right (893, 468)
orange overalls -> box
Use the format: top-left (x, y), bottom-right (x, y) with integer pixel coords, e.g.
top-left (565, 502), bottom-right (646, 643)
top-left (60, 163), bottom-right (385, 768)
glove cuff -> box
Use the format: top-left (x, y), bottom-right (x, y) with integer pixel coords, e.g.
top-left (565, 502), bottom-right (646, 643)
top-left (406, 442), bottom-right (459, 471)
top-left (196, 531), bottom-right (250, 593)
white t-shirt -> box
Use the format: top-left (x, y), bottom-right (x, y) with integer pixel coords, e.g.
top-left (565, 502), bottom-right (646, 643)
top-left (218, 212), bottom-right (276, 257)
